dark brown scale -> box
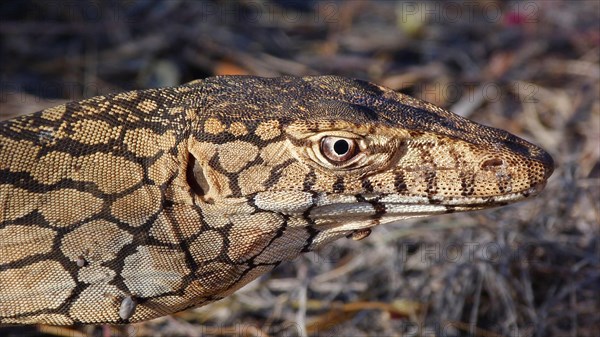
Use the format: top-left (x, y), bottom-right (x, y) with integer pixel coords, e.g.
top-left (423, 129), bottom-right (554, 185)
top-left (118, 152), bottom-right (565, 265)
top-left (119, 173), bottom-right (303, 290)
top-left (332, 176), bottom-right (345, 193)
top-left (394, 172), bottom-right (408, 193)
top-left (347, 228), bottom-right (372, 241)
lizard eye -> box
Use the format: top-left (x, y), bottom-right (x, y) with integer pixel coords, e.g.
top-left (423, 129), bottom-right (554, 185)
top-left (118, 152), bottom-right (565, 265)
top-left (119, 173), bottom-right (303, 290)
top-left (320, 136), bottom-right (358, 163)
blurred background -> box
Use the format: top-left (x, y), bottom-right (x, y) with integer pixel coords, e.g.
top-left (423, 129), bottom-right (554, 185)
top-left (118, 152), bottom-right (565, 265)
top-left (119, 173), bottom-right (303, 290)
top-left (1, 1), bottom-right (598, 336)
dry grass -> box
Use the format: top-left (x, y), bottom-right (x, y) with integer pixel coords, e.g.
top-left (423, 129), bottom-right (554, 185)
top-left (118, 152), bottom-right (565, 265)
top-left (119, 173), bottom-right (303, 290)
top-left (1, 1), bottom-right (598, 336)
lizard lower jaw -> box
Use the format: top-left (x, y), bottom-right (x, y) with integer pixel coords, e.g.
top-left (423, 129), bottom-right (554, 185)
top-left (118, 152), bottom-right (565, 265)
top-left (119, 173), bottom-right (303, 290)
top-left (308, 184), bottom-right (545, 221)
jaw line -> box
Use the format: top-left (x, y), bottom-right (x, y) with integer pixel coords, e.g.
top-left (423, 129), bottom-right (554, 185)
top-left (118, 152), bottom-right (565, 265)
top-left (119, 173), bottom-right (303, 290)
top-left (377, 185), bottom-right (543, 207)
top-left (308, 185), bottom-right (543, 223)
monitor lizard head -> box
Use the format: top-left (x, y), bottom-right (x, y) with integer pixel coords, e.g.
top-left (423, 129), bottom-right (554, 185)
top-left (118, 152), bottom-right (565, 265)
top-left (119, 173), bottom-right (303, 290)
top-left (188, 75), bottom-right (554, 254)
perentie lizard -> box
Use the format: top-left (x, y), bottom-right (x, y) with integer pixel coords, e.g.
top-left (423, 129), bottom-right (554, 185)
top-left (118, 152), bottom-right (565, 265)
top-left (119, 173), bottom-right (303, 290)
top-left (0, 75), bottom-right (553, 325)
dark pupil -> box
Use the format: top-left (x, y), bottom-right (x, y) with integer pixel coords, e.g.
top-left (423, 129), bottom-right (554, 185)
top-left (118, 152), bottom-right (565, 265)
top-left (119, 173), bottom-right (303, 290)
top-left (333, 139), bottom-right (349, 155)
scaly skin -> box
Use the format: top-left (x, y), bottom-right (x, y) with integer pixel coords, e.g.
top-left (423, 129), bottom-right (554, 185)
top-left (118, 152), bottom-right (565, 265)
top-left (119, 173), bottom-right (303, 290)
top-left (0, 76), bottom-right (553, 325)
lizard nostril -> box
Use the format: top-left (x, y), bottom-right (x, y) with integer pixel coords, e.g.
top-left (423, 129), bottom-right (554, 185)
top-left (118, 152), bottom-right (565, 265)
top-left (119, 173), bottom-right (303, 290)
top-left (481, 158), bottom-right (504, 170)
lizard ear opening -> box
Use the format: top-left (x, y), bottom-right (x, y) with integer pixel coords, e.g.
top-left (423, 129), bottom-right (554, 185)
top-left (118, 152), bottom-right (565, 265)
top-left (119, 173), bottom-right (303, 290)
top-left (186, 154), bottom-right (211, 201)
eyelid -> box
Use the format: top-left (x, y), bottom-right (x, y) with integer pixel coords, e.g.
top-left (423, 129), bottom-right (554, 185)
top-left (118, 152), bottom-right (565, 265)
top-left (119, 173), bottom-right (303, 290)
top-left (306, 131), bottom-right (362, 142)
top-left (306, 132), bottom-right (368, 152)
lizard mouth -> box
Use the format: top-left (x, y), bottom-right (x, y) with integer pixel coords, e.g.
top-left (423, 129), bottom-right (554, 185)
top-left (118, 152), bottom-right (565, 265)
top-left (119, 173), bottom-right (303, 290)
top-left (308, 183), bottom-right (545, 223)
top-left (305, 185), bottom-right (545, 237)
